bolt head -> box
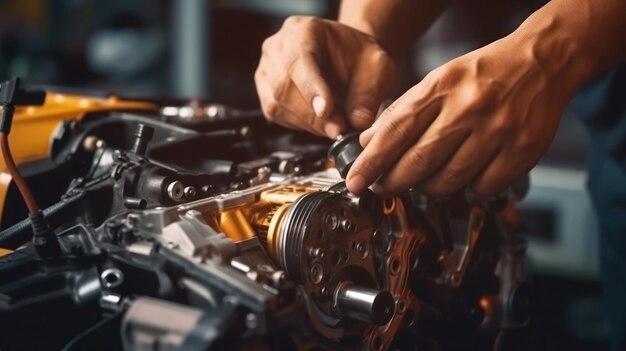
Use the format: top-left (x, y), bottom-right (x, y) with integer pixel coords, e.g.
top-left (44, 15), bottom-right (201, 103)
top-left (245, 313), bottom-right (258, 330)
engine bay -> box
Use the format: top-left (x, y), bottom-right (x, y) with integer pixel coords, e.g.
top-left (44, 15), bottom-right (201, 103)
top-left (0, 90), bottom-right (531, 350)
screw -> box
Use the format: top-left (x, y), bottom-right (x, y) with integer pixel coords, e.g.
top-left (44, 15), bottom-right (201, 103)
top-left (309, 247), bottom-right (325, 259)
top-left (324, 212), bottom-right (339, 231)
top-left (166, 181), bottom-right (184, 201)
top-left (310, 263), bottom-right (324, 285)
top-left (100, 268), bottom-right (124, 289)
top-left (272, 271), bottom-right (286, 286)
top-left (183, 186), bottom-right (197, 198)
top-left (240, 126), bottom-right (251, 138)
top-left (389, 257), bottom-right (401, 275)
top-left (341, 219), bottom-right (355, 233)
top-left (356, 241), bottom-right (368, 259)
top-left (396, 298), bottom-right (408, 314)
top-left (245, 313), bottom-right (258, 330)
top-left (257, 264), bottom-right (273, 273)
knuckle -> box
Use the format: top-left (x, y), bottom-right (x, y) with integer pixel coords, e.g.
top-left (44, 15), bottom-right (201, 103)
top-left (285, 16), bottom-right (318, 31)
top-left (380, 117), bottom-right (407, 139)
top-left (300, 16), bottom-right (320, 29)
top-left (514, 131), bottom-right (533, 150)
top-left (459, 85), bottom-right (487, 113)
top-left (439, 167), bottom-right (467, 190)
top-left (382, 100), bottom-right (399, 116)
top-left (283, 16), bottom-right (303, 27)
top-left (271, 81), bottom-right (289, 102)
top-left (405, 147), bottom-right (430, 170)
top-left (262, 99), bottom-right (280, 121)
top-left (261, 37), bottom-right (274, 54)
top-left (490, 115), bottom-right (515, 135)
top-left (432, 64), bottom-right (464, 89)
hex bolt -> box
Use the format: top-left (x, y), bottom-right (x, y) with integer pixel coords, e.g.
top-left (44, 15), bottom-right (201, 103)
top-left (310, 263), bottom-right (324, 285)
top-left (100, 268), bottom-right (124, 289)
top-left (272, 271), bottom-right (286, 286)
top-left (183, 186), bottom-right (197, 199)
top-left (396, 298), bottom-right (408, 315)
top-left (166, 181), bottom-right (184, 201)
top-left (245, 313), bottom-right (258, 330)
top-left (342, 219), bottom-right (355, 233)
top-left (356, 241), bottom-right (368, 259)
top-left (324, 212), bottom-right (339, 231)
top-left (309, 247), bottom-right (325, 259)
top-left (389, 257), bottom-right (401, 275)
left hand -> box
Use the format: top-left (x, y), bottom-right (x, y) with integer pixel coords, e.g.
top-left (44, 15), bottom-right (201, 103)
top-left (345, 35), bottom-right (579, 198)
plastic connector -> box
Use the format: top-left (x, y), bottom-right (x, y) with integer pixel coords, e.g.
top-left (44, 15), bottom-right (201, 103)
top-left (0, 104), bottom-right (15, 134)
top-left (29, 210), bottom-right (61, 258)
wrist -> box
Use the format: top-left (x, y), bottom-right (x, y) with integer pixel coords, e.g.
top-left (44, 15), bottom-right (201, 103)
top-left (506, 0), bottom-right (626, 98)
top-left (507, 16), bottom-right (594, 99)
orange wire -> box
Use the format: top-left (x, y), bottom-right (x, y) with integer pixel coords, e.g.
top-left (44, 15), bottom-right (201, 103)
top-left (0, 132), bottom-right (39, 214)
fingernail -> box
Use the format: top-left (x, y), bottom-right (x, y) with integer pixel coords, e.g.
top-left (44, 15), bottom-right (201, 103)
top-left (312, 96), bottom-right (326, 118)
top-left (347, 174), bottom-right (366, 194)
top-left (371, 183), bottom-right (386, 195)
top-left (359, 127), bottom-right (376, 147)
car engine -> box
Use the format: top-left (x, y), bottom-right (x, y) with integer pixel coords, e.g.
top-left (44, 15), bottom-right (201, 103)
top-left (0, 85), bottom-right (531, 350)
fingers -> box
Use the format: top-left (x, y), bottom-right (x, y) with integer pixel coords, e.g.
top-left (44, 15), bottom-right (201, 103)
top-left (471, 149), bottom-right (535, 197)
top-left (256, 68), bottom-right (345, 138)
top-left (411, 135), bottom-right (498, 198)
top-left (290, 52), bottom-right (334, 118)
top-left (374, 120), bottom-right (473, 194)
top-left (346, 88), bottom-right (442, 194)
top-left (345, 52), bottom-right (397, 130)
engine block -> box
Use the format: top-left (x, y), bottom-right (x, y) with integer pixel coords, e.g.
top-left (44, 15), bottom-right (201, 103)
top-left (0, 97), bottom-right (531, 351)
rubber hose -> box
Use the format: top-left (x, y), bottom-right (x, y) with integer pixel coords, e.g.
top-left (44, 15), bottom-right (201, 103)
top-left (0, 192), bottom-right (86, 249)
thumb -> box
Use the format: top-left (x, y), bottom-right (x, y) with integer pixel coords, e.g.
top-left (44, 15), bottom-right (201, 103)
top-left (345, 52), bottom-right (396, 130)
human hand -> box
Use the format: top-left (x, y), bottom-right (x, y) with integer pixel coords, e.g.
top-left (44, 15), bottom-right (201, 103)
top-left (255, 16), bottom-right (396, 138)
top-left (346, 36), bottom-right (580, 197)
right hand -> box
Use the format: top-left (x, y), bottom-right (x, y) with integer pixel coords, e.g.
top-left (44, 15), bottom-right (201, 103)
top-left (255, 16), bottom-right (397, 138)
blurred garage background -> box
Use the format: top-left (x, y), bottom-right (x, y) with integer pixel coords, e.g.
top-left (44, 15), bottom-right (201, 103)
top-left (0, 0), bottom-right (605, 350)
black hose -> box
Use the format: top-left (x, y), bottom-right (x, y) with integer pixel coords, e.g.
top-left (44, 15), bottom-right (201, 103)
top-left (0, 192), bottom-right (86, 249)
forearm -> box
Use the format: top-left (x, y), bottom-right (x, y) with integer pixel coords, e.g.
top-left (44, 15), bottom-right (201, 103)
top-left (508, 0), bottom-right (626, 95)
top-left (338, 0), bottom-right (447, 58)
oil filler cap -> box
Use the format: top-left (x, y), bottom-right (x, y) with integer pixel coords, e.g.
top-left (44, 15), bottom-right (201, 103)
top-left (328, 132), bottom-right (363, 179)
